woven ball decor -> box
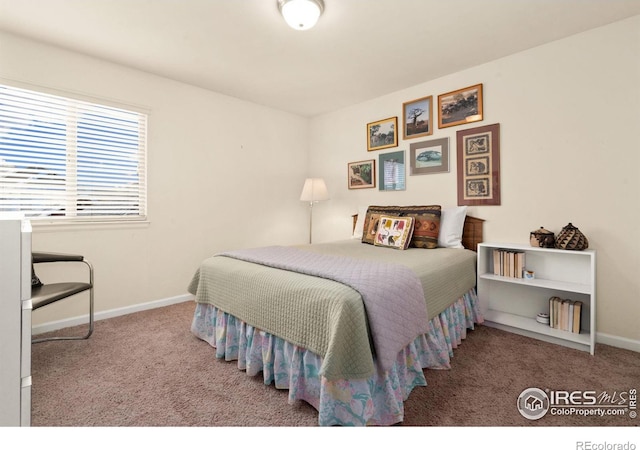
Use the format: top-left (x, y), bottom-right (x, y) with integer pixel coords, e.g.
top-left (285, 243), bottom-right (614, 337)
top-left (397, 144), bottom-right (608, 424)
top-left (554, 223), bottom-right (589, 250)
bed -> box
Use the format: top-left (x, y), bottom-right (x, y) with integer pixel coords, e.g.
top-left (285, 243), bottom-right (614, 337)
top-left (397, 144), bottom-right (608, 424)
top-left (188, 205), bottom-right (485, 426)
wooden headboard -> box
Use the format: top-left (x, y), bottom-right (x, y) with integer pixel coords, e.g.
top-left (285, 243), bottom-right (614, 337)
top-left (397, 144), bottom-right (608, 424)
top-left (351, 213), bottom-right (484, 251)
top-left (461, 215), bottom-right (485, 252)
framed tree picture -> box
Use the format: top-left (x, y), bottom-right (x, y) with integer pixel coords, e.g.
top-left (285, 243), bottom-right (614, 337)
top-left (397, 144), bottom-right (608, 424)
top-left (347, 159), bottom-right (375, 189)
top-left (438, 83), bottom-right (483, 128)
top-left (456, 123), bottom-right (500, 206)
top-left (409, 137), bottom-right (449, 175)
top-left (402, 95), bottom-right (433, 140)
top-left (378, 150), bottom-right (406, 191)
top-left (367, 117), bottom-right (398, 151)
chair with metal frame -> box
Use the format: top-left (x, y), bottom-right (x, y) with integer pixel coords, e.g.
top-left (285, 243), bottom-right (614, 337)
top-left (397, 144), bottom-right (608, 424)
top-left (31, 252), bottom-right (94, 344)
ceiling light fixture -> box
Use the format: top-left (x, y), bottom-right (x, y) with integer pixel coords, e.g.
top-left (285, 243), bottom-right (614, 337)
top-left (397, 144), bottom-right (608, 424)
top-left (278, 0), bottom-right (324, 31)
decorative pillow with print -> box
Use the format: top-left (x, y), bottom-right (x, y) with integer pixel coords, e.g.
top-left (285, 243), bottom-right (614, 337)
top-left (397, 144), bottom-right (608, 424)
top-left (361, 205), bottom-right (401, 245)
top-left (362, 205), bottom-right (441, 248)
top-left (373, 216), bottom-right (415, 250)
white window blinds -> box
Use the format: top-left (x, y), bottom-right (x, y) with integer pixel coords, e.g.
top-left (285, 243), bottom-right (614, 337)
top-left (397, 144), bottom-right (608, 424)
top-left (0, 84), bottom-right (147, 222)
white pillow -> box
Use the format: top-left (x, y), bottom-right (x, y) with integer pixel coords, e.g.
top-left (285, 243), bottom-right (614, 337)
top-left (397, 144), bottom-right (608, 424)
top-left (438, 206), bottom-right (467, 248)
top-left (352, 205), bottom-right (368, 239)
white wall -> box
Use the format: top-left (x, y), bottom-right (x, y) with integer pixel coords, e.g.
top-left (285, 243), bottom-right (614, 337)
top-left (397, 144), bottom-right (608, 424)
top-left (2, 16), bottom-right (639, 347)
top-left (309, 16), bottom-right (640, 344)
top-left (0, 31), bottom-right (311, 325)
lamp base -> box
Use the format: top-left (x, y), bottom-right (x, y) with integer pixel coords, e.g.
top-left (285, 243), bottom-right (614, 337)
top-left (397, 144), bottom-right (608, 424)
top-left (308, 201), bottom-right (313, 244)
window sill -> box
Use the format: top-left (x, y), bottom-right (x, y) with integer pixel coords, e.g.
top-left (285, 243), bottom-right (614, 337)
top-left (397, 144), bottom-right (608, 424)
top-left (30, 219), bottom-right (151, 233)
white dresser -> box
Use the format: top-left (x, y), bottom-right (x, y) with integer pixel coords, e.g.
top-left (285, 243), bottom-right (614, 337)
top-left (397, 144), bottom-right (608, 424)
top-left (0, 217), bottom-right (32, 426)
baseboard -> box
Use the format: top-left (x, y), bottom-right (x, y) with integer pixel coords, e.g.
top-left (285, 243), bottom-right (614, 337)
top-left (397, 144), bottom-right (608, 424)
top-left (32, 293), bottom-right (194, 336)
top-left (596, 332), bottom-right (640, 353)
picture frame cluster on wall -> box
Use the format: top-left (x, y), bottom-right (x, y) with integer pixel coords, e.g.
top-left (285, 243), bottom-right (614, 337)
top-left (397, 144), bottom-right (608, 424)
top-left (378, 150), bottom-right (406, 191)
top-left (456, 123), bottom-right (500, 206)
top-left (349, 82), bottom-right (499, 204)
top-left (402, 95), bottom-right (433, 140)
top-left (366, 116), bottom-right (397, 152)
top-left (409, 137), bottom-right (449, 176)
top-left (437, 84), bottom-right (483, 129)
top-left (347, 159), bottom-right (376, 190)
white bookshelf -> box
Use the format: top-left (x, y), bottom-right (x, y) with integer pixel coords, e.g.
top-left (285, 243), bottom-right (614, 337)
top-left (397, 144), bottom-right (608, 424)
top-left (477, 242), bottom-right (596, 355)
top-left (0, 217), bottom-right (32, 426)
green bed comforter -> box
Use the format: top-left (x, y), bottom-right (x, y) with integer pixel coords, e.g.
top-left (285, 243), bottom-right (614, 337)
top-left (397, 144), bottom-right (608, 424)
top-left (187, 239), bottom-right (476, 380)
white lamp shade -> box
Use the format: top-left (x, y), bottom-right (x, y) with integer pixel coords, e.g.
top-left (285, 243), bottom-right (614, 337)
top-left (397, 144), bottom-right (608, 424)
top-left (279, 0), bottom-right (324, 30)
top-left (300, 178), bottom-right (329, 202)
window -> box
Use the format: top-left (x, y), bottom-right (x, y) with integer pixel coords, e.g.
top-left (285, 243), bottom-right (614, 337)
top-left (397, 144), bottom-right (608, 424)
top-left (0, 84), bottom-right (147, 222)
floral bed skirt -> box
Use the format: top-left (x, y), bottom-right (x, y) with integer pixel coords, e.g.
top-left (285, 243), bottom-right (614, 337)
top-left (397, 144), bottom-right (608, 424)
top-left (190, 289), bottom-right (483, 426)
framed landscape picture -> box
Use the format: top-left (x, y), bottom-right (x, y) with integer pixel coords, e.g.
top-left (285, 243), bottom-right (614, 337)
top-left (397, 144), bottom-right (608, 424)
top-left (367, 117), bottom-right (398, 151)
top-left (378, 150), bottom-right (406, 191)
top-left (438, 83), bottom-right (483, 128)
top-left (456, 123), bottom-right (500, 206)
top-left (409, 137), bottom-right (449, 175)
top-left (402, 95), bottom-right (433, 140)
top-left (348, 159), bottom-right (375, 189)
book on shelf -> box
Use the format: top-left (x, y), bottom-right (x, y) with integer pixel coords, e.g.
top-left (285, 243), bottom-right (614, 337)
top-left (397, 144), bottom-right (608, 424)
top-left (564, 299), bottom-right (572, 331)
top-left (572, 301), bottom-right (582, 334)
top-left (509, 251), bottom-right (514, 277)
top-left (568, 301), bottom-right (575, 331)
top-left (492, 248), bottom-right (526, 278)
top-left (493, 249), bottom-right (501, 275)
top-left (548, 296), bottom-right (582, 333)
top-left (567, 300), bottom-right (575, 331)
top-left (515, 252), bottom-right (525, 279)
top-left (561, 298), bottom-right (569, 331)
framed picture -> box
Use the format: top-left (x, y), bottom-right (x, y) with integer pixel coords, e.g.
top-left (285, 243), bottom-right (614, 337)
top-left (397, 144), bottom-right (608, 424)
top-left (347, 159), bottom-right (376, 189)
top-left (456, 123), bottom-right (500, 206)
top-left (402, 95), bottom-right (433, 140)
top-left (378, 150), bottom-right (405, 191)
top-left (409, 137), bottom-right (449, 175)
top-left (438, 83), bottom-right (483, 129)
top-left (367, 117), bottom-right (398, 151)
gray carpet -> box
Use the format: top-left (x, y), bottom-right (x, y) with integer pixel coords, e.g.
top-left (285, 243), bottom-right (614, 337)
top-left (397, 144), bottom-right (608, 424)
top-left (31, 301), bottom-right (640, 427)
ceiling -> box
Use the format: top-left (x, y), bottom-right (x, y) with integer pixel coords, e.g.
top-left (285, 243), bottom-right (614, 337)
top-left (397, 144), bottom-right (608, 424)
top-left (1, 0), bottom-right (639, 117)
